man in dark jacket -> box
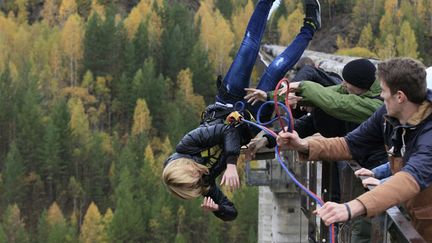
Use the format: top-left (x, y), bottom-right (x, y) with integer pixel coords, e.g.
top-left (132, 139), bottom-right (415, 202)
top-left (277, 57), bottom-right (432, 241)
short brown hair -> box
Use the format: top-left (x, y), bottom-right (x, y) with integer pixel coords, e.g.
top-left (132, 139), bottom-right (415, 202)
top-left (377, 58), bottom-right (427, 104)
top-left (162, 158), bottom-right (209, 200)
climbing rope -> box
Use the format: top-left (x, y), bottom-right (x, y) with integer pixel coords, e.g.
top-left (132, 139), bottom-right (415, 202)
top-left (238, 78), bottom-right (335, 243)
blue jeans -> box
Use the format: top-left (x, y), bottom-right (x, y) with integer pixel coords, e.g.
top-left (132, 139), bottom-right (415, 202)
top-left (217, 0), bottom-right (315, 117)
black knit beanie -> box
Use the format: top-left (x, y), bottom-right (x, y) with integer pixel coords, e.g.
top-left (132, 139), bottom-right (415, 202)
top-left (342, 59), bottom-right (377, 90)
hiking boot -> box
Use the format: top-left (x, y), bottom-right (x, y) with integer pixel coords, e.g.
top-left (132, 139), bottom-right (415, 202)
top-left (304, 0), bottom-right (321, 30)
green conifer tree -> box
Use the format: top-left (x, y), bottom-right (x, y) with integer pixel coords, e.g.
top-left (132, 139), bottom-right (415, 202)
top-left (0, 224), bottom-right (7, 243)
top-left (0, 67), bottom-right (15, 160)
top-left (216, 0), bottom-right (233, 19)
top-left (2, 142), bottom-right (25, 206)
top-left (16, 82), bottom-right (43, 172)
top-left (132, 21), bottom-right (149, 73)
top-left (41, 119), bottom-right (62, 202)
top-left (83, 12), bottom-right (102, 76)
top-left (189, 42), bottom-right (215, 104)
top-left (51, 99), bottom-right (73, 185)
top-left (109, 167), bottom-right (145, 242)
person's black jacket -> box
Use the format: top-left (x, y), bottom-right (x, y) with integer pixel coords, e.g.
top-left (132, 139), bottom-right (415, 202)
top-left (164, 123), bottom-right (241, 221)
top-left (291, 65), bottom-right (342, 86)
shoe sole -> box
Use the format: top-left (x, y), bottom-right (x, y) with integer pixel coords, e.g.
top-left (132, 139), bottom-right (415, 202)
top-left (305, 0), bottom-right (321, 29)
top-left (305, 0), bottom-right (321, 13)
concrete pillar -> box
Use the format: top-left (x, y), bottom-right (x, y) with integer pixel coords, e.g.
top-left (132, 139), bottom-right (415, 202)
top-left (258, 186), bottom-right (309, 243)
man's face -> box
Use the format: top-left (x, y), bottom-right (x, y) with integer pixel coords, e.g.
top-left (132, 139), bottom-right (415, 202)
top-left (342, 80), bottom-right (364, 95)
top-left (380, 80), bottom-right (399, 117)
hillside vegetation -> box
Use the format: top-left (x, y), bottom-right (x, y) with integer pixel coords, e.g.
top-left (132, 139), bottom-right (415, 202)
top-left (0, 0), bottom-right (430, 242)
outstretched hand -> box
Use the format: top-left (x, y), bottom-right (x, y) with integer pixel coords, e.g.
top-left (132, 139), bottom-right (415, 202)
top-left (201, 197), bottom-right (219, 212)
top-left (244, 88), bottom-right (267, 105)
top-left (314, 200), bottom-right (366, 226)
top-left (314, 202), bottom-right (350, 226)
top-left (221, 164), bottom-right (240, 191)
top-left (275, 81), bottom-right (301, 95)
top-left (354, 168), bottom-right (374, 177)
top-left (276, 130), bottom-right (309, 152)
top-left (287, 93), bottom-right (303, 108)
top-left (361, 177), bottom-right (380, 188)
top-left (244, 137), bottom-right (269, 160)
top-left (288, 81), bottom-right (301, 91)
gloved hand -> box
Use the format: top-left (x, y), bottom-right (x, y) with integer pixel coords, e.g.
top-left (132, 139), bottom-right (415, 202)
top-left (225, 111), bottom-right (243, 125)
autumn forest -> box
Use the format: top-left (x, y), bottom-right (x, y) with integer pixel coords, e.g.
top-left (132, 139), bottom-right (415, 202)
top-left (0, 0), bottom-right (430, 242)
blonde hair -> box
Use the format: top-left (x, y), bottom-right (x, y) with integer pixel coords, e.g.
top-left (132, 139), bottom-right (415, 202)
top-left (162, 158), bottom-right (209, 200)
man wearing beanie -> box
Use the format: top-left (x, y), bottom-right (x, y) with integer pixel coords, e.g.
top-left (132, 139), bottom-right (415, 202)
top-left (245, 58), bottom-right (387, 242)
top-left (342, 58), bottom-right (377, 94)
top-left (245, 58), bottom-right (382, 125)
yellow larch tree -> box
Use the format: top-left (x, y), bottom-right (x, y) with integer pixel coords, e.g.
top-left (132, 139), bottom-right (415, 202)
top-left (81, 70), bottom-right (94, 90)
top-left (3, 204), bottom-right (28, 242)
top-left (415, 0), bottom-right (426, 25)
top-left (69, 97), bottom-right (91, 146)
top-left (195, 0), bottom-right (234, 74)
top-left (59, 0), bottom-right (77, 25)
top-left (100, 208), bottom-right (113, 243)
top-left (144, 144), bottom-right (162, 177)
top-left (357, 23), bottom-right (373, 50)
top-left (47, 202), bottom-right (66, 225)
top-left (30, 23), bottom-right (56, 90)
top-left (231, 0), bottom-right (254, 50)
top-left (11, 26), bottom-right (32, 74)
top-left (396, 21), bottom-right (418, 58)
top-left (278, 3), bottom-right (303, 45)
top-left (61, 86), bottom-right (97, 105)
top-left (122, 6), bottom-right (142, 39)
top-left (379, 0), bottom-right (399, 40)
top-left (176, 69), bottom-right (205, 114)
top-left (336, 34), bottom-right (349, 49)
top-left (0, 14), bottom-right (30, 73)
top-left (144, 144), bottom-right (154, 162)
top-left (283, 0), bottom-right (299, 12)
top-left (90, 0), bottom-right (105, 20)
top-left (80, 202), bottom-right (104, 243)
top-left (16, 0), bottom-right (28, 24)
top-left (61, 14), bottom-right (84, 87)
top-left (50, 37), bottom-right (65, 90)
top-left (0, 15), bottom-right (18, 71)
top-left (42, 0), bottom-right (59, 27)
top-left (131, 98), bottom-right (152, 136)
top-left (377, 33), bottom-right (396, 59)
top-left (123, 0), bottom-right (163, 45)
top-left (99, 132), bottom-right (113, 156)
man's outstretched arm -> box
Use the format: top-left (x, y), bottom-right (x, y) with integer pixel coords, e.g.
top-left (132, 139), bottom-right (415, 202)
top-left (277, 130), bottom-right (352, 162)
